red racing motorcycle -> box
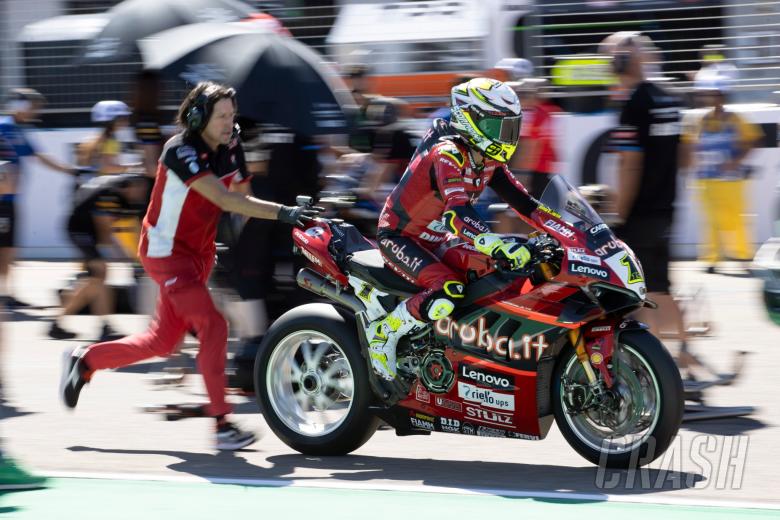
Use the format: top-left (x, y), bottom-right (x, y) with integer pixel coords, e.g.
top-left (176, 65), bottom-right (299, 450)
top-left (255, 175), bottom-right (683, 468)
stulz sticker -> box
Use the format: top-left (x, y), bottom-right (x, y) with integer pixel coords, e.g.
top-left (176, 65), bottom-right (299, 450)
top-left (569, 262), bottom-right (609, 280)
top-left (415, 384), bottom-right (431, 404)
top-left (458, 382), bottom-right (515, 411)
top-left (459, 363), bottom-right (513, 390)
top-left (435, 317), bottom-right (549, 362)
top-left (439, 417), bottom-right (460, 433)
top-left (567, 248), bottom-right (601, 266)
top-left (410, 413), bottom-right (435, 431)
top-left (465, 405), bottom-right (514, 427)
top-left (544, 219), bottom-right (575, 239)
top-left (435, 396), bottom-right (462, 412)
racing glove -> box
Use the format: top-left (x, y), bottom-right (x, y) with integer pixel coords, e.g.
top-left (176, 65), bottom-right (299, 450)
top-left (474, 233), bottom-right (532, 270)
top-left (277, 205), bottom-right (321, 227)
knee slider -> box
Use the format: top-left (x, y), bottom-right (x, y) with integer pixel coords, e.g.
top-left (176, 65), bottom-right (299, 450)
top-left (421, 281), bottom-right (465, 321)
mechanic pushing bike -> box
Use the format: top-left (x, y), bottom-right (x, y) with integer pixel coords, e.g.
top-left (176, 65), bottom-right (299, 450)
top-left (368, 77), bottom-right (549, 381)
top-left (60, 81), bottom-right (318, 450)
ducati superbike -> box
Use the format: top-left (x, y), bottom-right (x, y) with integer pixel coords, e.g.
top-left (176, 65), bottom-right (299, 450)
top-left (254, 175), bottom-right (684, 468)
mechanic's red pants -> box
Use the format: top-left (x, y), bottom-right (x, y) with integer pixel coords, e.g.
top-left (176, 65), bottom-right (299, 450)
top-left (83, 255), bottom-right (231, 417)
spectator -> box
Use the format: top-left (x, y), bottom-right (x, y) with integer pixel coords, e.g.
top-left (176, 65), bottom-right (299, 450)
top-left (599, 31), bottom-right (688, 342)
top-left (77, 101), bottom-right (133, 175)
top-left (508, 78), bottom-right (562, 199)
top-left (48, 174), bottom-right (147, 340)
top-left (0, 88), bottom-right (78, 307)
top-left (680, 72), bottom-right (763, 273)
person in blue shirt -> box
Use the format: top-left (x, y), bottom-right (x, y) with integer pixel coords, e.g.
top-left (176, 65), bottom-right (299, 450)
top-left (0, 88), bottom-right (77, 307)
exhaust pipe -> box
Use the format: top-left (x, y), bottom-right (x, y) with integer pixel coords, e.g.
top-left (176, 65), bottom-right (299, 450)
top-left (297, 269), bottom-right (365, 314)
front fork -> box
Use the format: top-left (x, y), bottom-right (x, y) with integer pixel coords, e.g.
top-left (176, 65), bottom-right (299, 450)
top-left (567, 328), bottom-right (615, 407)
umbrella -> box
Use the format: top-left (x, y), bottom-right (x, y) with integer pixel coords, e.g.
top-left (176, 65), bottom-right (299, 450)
top-left (139, 23), bottom-right (353, 136)
top-left (80, 0), bottom-right (254, 63)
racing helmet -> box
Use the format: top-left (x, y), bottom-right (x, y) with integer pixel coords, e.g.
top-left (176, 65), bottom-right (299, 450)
top-left (449, 78), bottom-right (522, 163)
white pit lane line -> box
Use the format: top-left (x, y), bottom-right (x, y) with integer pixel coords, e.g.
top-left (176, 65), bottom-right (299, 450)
top-left (43, 470), bottom-right (780, 511)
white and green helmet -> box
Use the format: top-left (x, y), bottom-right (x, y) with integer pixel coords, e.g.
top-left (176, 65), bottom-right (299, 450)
top-left (449, 77), bottom-right (523, 163)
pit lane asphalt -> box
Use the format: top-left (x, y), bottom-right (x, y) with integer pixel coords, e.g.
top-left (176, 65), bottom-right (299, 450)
top-left (1, 262), bottom-right (778, 516)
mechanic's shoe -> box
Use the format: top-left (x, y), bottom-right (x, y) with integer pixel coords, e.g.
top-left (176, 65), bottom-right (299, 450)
top-left (49, 321), bottom-right (77, 340)
top-left (2, 296), bottom-right (32, 309)
top-left (60, 346), bottom-right (91, 409)
top-left (98, 323), bottom-right (123, 342)
top-left (367, 302), bottom-right (424, 381)
top-left (0, 458), bottom-right (48, 490)
top-left (216, 423), bottom-right (257, 451)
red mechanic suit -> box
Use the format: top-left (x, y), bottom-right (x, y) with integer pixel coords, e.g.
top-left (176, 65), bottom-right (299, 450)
top-left (83, 131), bottom-right (249, 417)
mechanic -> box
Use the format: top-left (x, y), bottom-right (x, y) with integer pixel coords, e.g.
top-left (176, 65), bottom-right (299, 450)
top-left (368, 77), bottom-right (547, 381)
top-left (49, 173), bottom-right (147, 341)
top-left (60, 81), bottom-right (318, 450)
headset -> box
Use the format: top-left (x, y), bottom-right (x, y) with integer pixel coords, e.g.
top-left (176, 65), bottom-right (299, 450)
top-left (185, 92), bottom-right (211, 133)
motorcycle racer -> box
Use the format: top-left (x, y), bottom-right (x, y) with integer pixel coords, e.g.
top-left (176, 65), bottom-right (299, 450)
top-left (368, 77), bottom-right (544, 381)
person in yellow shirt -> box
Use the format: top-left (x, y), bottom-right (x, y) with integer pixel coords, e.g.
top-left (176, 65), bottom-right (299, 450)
top-left (680, 72), bottom-right (763, 273)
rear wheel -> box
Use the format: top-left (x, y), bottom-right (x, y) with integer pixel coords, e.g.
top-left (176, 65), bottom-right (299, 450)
top-left (553, 330), bottom-right (683, 468)
top-left (255, 303), bottom-right (379, 455)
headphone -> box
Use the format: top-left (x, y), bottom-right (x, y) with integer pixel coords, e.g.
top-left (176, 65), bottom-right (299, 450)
top-left (185, 92), bottom-right (211, 133)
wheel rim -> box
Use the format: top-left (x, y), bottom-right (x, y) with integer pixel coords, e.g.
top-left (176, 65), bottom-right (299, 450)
top-left (266, 330), bottom-right (355, 437)
top-left (560, 343), bottom-right (662, 454)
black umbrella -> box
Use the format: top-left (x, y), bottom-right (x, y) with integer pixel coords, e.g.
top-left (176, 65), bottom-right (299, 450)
top-left (139, 23), bottom-right (353, 136)
top-left (80, 0), bottom-right (254, 63)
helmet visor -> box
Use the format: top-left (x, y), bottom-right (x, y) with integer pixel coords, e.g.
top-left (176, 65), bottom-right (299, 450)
top-left (477, 115), bottom-right (522, 145)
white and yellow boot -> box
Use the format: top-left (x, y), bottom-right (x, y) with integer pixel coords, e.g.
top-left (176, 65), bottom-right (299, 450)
top-left (366, 301), bottom-right (424, 381)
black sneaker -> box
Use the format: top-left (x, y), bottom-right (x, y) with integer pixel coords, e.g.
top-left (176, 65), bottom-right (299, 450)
top-left (3, 296), bottom-right (31, 309)
top-left (216, 423), bottom-right (257, 451)
top-left (49, 322), bottom-right (77, 340)
top-left (98, 324), bottom-right (123, 342)
top-left (60, 347), bottom-right (89, 409)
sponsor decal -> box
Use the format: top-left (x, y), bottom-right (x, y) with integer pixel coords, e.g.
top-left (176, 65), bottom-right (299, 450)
top-left (415, 385), bottom-right (431, 404)
top-left (569, 262), bottom-right (609, 280)
top-left (459, 363), bottom-right (513, 390)
top-left (427, 220), bottom-right (447, 233)
top-left (444, 187), bottom-right (466, 196)
top-left (594, 240), bottom-right (620, 257)
top-left (439, 417), bottom-right (461, 433)
top-left (440, 159), bottom-right (457, 169)
top-left (544, 219), bottom-right (575, 239)
top-left (461, 422), bottom-right (476, 435)
top-left (590, 223), bottom-right (609, 235)
top-left (435, 396), bottom-right (462, 412)
top-left (477, 426), bottom-right (507, 438)
top-left (380, 238), bottom-right (423, 272)
top-left (419, 231), bottom-right (445, 243)
top-left (463, 215), bottom-right (490, 233)
top-left (591, 325), bottom-right (611, 333)
top-left (590, 352), bottom-right (604, 365)
top-left (537, 203), bottom-right (561, 219)
top-left (410, 417), bottom-right (435, 431)
top-left (507, 432), bottom-right (541, 440)
top-left (465, 405), bottom-right (514, 427)
top-left (446, 177), bottom-right (462, 184)
top-left (301, 248), bottom-right (322, 266)
top-left (458, 382), bottom-right (515, 411)
top-left (294, 230), bottom-right (310, 245)
top-left (435, 317), bottom-right (550, 362)
top-left (567, 248), bottom-right (601, 266)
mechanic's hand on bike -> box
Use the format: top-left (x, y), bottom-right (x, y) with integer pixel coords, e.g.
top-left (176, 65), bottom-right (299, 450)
top-left (277, 204), bottom-right (323, 227)
top-left (475, 233), bottom-right (532, 270)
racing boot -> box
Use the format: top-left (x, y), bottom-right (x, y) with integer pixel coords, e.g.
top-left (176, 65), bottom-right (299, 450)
top-left (366, 301), bottom-right (424, 381)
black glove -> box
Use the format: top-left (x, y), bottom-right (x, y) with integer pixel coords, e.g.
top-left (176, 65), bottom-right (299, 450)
top-left (277, 205), bottom-right (321, 227)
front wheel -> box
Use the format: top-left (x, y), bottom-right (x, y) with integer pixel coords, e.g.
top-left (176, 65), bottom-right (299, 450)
top-left (552, 329), bottom-right (684, 468)
top-left (254, 303), bottom-right (379, 455)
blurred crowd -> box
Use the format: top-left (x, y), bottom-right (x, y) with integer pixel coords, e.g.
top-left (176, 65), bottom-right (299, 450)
top-left (0, 28), bottom-right (768, 487)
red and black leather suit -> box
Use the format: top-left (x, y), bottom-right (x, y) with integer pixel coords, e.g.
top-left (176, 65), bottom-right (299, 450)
top-left (377, 119), bottom-right (540, 321)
